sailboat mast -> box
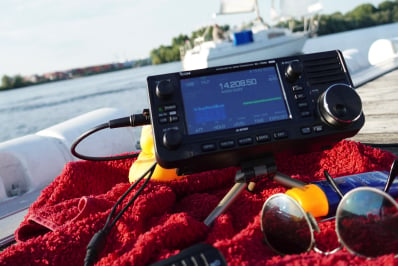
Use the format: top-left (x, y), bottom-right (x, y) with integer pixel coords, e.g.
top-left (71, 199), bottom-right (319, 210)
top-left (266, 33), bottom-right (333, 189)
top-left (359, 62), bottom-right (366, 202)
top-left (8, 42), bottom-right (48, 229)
top-left (254, 0), bottom-right (262, 22)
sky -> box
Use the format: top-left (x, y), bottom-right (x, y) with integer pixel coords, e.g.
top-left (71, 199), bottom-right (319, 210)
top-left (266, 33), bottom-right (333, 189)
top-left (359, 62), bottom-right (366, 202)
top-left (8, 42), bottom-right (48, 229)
top-left (0, 0), bottom-right (388, 77)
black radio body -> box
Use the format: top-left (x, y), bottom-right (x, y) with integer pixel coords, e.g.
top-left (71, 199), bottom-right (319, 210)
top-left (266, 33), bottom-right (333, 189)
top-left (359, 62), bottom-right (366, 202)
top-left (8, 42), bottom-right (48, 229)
top-left (146, 50), bottom-right (364, 175)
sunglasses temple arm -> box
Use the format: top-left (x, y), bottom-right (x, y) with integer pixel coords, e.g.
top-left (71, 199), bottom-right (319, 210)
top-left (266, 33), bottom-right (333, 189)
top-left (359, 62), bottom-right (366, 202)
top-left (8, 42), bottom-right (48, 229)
top-left (384, 159), bottom-right (398, 193)
top-left (324, 170), bottom-right (344, 198)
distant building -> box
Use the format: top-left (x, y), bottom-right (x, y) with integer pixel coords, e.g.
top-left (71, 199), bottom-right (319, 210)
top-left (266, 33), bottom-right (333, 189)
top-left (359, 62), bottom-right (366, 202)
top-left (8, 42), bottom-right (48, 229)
top-left (23, 75), bottom-right (42, 83)
top-left (123, 60), bottom-right (135, 68)
top-left (20, 59), bottom-right (140, 86)
top-left (43, 71), bottom-right (68, 81)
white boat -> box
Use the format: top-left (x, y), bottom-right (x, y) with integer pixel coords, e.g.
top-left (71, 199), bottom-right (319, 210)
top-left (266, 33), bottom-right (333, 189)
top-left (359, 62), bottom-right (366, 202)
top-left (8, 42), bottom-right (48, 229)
top-left (0, 108), bottom-right (139, 247)
top-left (181, 0), bottom-right (323, 70)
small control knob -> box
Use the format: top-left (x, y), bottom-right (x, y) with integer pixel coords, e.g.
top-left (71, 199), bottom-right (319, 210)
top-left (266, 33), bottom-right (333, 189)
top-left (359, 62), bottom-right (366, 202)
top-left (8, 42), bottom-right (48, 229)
top-left (156, 80), bottom-right (174, 99)
top-left (285, 61), bottom-right (303, 83)
top-left (318, 84), bottom-right (363, 128)
top-left (163, 129), bottom-right (182, 150)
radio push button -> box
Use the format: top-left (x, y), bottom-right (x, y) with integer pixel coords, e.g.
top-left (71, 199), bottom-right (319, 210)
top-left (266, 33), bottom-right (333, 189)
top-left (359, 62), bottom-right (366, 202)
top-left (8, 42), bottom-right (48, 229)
top-left (202, 143), bottom-right (217, 152)
top-left (219, 140), bottom-right (235, 149)
top-left (256, 134), bottom-right (271, 143)
top-left (297, 102), bottom-right (309, 109)
top-left (169, 116), bottom-right (179, 123)
top-left (301, 127), bottom-right (312, 135)
top-left (273, 131), bottom-right (288, 139)
top-left (292, 85), bottom-right (304, 92)
top-left (159, 117), bottom-right (168, 124)
top-left (163, 104), bottom-right (177, 111)
top-left (300, 111), bottom-right (311, 117)
top-left (238, 137), bottom-right (254, 146)
top-left (313, 125), bottom-right (324, 133)
top-left (294, 93), bottom-right (306, 100)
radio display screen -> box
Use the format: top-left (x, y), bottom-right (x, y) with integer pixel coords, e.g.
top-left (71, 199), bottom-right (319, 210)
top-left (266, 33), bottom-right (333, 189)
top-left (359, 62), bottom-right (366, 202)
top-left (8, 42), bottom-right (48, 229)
top-left (180, 66), bottom-right (290, 135)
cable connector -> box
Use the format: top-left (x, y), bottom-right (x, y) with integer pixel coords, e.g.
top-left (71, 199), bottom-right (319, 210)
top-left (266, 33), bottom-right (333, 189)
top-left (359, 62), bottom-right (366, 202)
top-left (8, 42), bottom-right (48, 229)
top-left (84, 229), bottom-right (108, 266)
top-left (70, 108), bottom-right (151, 161)
top-left (108, 109), bottom-right (150, 128)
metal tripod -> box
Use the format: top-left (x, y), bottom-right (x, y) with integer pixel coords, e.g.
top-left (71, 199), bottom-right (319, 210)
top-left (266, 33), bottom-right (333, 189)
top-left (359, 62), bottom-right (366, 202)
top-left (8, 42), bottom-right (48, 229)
top-left (204, 156), bottom-right (306, 226)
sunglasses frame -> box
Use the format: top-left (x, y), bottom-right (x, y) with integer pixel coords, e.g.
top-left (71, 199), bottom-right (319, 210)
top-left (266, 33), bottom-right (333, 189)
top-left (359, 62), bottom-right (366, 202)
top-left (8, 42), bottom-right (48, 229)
top-left (261, 192), bottom-right (341, 255)
top-left (261, 186), bottom-right (398, 257)
top-left (335, 186), bottom-right (398, 257)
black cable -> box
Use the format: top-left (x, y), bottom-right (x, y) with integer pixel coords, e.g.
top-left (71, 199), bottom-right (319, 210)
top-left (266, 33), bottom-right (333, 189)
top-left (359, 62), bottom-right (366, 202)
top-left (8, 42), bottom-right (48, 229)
top-left (70, 109), bottom-right (151, 161)
top-left (104, 162), bottom-right (156, 230)
top-left (69, 108), bottom-right (154, 265)
top-left (84, 161), bottom-right (157, 266)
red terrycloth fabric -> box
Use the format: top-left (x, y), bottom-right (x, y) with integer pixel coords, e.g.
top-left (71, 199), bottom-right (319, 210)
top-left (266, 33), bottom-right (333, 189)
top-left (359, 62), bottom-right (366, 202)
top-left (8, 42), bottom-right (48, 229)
top-left (0, 140), bottom-right (397, 265)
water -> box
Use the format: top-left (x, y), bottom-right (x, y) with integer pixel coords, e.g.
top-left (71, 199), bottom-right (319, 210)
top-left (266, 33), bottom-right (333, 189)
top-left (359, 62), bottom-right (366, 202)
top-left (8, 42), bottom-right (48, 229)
top-left (0, 62), bottom-right (182, 142)
top-left (1, 23), bottom-right (398, 143)
top-left (303, 23), bottom-right (398, 55)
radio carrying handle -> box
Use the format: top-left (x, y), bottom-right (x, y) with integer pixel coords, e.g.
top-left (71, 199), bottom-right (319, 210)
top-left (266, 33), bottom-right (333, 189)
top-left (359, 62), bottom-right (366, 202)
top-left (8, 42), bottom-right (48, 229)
top-left (203, 156), bottom-right (306, 226)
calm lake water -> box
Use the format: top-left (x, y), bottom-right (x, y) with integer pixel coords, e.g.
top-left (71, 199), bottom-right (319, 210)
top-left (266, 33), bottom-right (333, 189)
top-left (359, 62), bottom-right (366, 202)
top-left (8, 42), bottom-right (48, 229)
top-left (0, 62), bottom-right (181, 142)
top-left (1, 23), bottom-right (398, 143)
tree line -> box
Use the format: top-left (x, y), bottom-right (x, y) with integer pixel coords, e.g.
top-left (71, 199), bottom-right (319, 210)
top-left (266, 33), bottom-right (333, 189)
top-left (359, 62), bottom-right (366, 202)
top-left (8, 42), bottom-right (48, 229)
top-left (1, 75), bottom-right (28, 90)
top-left (315, 0), bottom-right (398, 35)
top-left (150, 0), bottom-right (398, 65)
top-left (0, 59), bottom-right (151, 91)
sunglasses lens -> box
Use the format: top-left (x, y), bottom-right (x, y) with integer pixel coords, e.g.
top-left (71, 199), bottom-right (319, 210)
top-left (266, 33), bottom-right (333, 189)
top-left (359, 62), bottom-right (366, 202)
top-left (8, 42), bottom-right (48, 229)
top-left (336, 188), bottom-right (398, 257)
top-left (261, 194), bottom-right (313, 254)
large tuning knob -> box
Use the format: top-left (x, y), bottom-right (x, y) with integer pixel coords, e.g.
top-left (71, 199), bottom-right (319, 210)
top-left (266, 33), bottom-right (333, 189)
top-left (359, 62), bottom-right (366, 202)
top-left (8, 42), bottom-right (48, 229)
top-left (156, 80), bottom-right (174, 99)
top-left (285, 61), bottom-right (303, 83)
top-left (318, 84), bottom-right (363, 128)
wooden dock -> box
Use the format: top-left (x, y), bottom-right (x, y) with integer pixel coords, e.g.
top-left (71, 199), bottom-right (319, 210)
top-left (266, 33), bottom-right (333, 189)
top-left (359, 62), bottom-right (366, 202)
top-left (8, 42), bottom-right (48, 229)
top-left (350, 69), bottom-right (398, 156)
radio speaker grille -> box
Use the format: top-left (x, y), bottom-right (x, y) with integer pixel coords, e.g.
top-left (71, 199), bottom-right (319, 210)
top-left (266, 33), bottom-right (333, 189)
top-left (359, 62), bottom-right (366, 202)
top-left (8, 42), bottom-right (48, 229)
top-left (303, 52), bottom-right (347, 86)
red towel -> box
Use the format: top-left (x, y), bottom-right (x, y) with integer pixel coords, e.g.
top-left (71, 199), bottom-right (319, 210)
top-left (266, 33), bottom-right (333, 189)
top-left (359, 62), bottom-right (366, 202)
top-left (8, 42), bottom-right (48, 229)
top-left (0, 140), bottom-right (397, 265)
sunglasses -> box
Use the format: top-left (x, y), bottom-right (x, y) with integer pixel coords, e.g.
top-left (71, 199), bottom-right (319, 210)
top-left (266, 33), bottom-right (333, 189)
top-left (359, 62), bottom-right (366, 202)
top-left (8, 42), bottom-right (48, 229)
top-left (261, 161), bottom-right (398, 257)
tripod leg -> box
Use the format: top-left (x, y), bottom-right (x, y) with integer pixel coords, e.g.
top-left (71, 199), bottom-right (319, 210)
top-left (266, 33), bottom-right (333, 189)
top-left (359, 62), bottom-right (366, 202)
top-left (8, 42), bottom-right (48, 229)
top-left (203, 157), bottom-right (278, 226)
top-left (203, 182), bottom-right (247, 226)
top-left (273, 172), bottom-right (306, 188)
